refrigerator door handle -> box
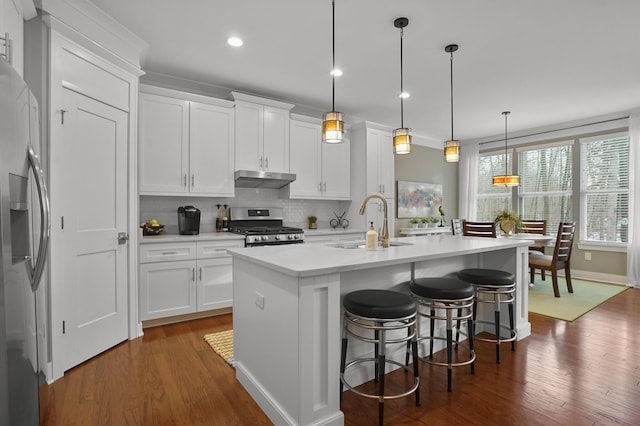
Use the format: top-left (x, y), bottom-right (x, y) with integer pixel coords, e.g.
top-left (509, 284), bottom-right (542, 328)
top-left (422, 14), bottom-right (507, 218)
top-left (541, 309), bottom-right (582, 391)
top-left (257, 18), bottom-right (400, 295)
top-left (27, 144), bottom-right (51, 292)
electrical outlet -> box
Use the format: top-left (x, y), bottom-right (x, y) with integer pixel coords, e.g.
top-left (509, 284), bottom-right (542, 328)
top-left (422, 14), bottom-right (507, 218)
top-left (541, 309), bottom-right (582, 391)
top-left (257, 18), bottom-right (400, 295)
top-left (585, 252), bottom-right (591, 261)
top-left (255, 291), bottom-right (265, 309)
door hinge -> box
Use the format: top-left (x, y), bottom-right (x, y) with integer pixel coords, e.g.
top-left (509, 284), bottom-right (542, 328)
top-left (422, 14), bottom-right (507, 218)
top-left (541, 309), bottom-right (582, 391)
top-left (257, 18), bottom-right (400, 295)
top-left (62, 320), bottom-right (66, 334)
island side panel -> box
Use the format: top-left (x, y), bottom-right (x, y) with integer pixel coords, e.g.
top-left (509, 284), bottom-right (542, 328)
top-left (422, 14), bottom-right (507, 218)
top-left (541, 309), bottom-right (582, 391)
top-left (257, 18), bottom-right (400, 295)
top-left (233, 257), bottom-right (344, 426)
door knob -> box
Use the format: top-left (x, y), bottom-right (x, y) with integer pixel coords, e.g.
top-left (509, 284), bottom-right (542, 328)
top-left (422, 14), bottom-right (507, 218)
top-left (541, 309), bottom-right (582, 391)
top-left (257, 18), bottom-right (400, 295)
top-left (118, 232), bottom-right (129, 245)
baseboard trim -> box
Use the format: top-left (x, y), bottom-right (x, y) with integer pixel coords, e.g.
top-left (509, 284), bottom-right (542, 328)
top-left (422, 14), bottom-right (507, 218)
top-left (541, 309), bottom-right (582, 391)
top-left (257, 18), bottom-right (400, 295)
top-left (534, 269), bottom-right (627, 286)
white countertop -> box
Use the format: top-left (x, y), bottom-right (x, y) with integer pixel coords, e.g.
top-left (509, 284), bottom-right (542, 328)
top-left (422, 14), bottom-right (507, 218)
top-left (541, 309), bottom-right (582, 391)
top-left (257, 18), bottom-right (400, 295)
top-left (140, 232), bottom-right (245, 244)
top-left (227, 235), bottom-right (531, 277)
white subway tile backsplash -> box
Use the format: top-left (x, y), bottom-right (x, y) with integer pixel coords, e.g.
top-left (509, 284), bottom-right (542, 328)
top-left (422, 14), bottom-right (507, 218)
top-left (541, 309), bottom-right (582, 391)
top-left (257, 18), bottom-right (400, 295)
top-left (140, 189), bottom-right (355, 233)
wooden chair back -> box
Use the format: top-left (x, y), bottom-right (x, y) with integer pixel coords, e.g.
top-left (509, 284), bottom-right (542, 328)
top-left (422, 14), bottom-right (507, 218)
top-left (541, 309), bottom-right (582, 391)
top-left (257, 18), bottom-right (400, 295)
top-left (462, 220), bottom-right (497, 238)
top-left (451, 219), bottom-right (463, 235)
top-left (552, 222), bottom-right (576, 265)
top-left (521, 219), bottom-right (546, 235)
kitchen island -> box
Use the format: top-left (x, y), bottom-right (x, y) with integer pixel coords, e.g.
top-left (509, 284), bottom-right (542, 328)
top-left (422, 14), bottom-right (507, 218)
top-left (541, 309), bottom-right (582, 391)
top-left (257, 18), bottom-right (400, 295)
top-left (227, 235), bottom-right (531, 426)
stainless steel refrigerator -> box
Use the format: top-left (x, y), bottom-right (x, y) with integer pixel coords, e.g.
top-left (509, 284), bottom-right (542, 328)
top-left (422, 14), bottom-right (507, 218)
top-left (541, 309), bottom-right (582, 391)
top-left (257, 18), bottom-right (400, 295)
top-left (0, 58), bottom-right (50, 425)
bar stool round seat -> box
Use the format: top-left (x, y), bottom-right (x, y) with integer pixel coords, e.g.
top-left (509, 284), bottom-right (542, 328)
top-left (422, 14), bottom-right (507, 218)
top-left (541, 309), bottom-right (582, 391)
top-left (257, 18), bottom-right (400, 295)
top-left (408, 277), bottom-right (476, 392)
top-left (340, 289), bottom-right (420, 426)
top-left (457, 268), bottom-right (517, 364)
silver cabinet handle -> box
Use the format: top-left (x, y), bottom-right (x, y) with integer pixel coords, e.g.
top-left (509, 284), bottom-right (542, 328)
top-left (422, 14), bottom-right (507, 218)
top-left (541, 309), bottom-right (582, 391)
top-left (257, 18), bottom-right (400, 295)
top-left (199, 267), bottom-right (202, 281)
top-left (259, 156), bottom-right (263, 169)
top-left (323, 182), bottom-right (327, 192)
top-left (265, 157), bottom-right (269, 169)
top-left (192, 268), bottom-right (196, 281)
top-left (27, 145), bottom-right (50, 292)
top-left (191, 174), bottom-right (195, 187)
top-left (183, 174), bottom-right (187, 187)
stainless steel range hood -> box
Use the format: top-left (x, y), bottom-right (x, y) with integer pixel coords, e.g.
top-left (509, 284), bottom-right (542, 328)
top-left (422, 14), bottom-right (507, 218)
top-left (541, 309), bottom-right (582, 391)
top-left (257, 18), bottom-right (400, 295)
top-left (234, 170), bottom-right (296, 189)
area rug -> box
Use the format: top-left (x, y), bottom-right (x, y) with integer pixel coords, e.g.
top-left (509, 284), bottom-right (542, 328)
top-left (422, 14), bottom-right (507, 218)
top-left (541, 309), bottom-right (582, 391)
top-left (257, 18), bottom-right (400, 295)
top-left (204, 330), bottom-right (235, 367)
top-left (528, 277), bottom-right (628, 321)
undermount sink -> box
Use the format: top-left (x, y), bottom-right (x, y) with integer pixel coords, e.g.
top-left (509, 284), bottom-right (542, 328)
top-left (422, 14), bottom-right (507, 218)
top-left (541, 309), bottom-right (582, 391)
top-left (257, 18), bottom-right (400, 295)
top-left (327, 240), bottom-right (414, 249)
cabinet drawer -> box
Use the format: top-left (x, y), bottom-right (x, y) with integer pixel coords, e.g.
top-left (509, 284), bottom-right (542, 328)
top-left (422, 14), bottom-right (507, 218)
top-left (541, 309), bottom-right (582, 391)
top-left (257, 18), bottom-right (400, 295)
top-left (140, 242), bottom-right (197, 263)
top-left (197, 240), bottom-right (244, 259)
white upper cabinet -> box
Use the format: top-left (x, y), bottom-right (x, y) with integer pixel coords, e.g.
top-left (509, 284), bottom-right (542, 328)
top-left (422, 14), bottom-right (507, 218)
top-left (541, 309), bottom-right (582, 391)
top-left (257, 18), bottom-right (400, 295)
top-left (365, 127), bottom-right (394, 198)
top-left (139, 87), bottom-right (235, 197)
top-left (289, 116), bottom-right (349, 200)
top-left (0, 0), bottom-right (36, 76)
top-left (232, 91), bottom-right (294, 173)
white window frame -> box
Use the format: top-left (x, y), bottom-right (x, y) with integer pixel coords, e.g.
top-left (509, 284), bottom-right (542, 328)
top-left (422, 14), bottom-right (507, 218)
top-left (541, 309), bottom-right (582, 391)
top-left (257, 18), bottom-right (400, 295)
top-left (578, 131), bottom-right (629, 250)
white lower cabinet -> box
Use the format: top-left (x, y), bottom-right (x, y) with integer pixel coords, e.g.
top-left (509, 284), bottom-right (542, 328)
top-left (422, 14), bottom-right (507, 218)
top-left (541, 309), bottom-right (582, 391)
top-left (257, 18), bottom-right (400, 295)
top-left (139, 239), bottom-right (243, 321)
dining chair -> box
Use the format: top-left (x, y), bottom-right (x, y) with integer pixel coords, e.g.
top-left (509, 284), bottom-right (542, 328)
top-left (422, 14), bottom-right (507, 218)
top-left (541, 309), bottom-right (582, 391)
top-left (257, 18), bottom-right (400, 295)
top-left (521, 219), bottom-right (547, 279)
top-left (462, 220), bottom-right (497, 238)
top-left (451, 219), bottom-right (463, 236)
top-left (528, 222), bottom-right (576, 297)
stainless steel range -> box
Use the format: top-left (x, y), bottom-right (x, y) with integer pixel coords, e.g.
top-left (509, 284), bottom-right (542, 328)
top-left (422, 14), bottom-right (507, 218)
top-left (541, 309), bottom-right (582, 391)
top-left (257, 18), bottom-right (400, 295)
top-left (229, 207), bottom-right (304, 247)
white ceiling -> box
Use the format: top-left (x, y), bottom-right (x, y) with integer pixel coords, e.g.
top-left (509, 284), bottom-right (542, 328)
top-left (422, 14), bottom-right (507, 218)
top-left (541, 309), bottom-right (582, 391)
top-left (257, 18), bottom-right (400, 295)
top-left (91, 0), bottom-right (640, 146)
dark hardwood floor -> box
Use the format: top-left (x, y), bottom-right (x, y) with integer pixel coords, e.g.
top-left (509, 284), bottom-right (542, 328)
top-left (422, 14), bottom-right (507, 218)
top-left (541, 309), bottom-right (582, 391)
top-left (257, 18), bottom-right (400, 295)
top-left (41, 287), bottom-right (640, 425)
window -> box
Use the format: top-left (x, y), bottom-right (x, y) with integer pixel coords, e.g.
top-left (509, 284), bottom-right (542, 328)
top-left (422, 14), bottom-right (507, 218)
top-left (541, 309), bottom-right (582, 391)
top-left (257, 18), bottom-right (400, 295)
top-left (518, 142), bottom-right (573, 234)
top-left (477, 150), bottom-right (513, 221)
top-left (580, 133), bottom-right (629, 244)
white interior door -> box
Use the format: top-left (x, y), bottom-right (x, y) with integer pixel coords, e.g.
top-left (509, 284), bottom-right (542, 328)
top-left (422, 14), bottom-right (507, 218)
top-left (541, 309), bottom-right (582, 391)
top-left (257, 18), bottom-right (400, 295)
top-left (52, 88), bottom-right (128, 373)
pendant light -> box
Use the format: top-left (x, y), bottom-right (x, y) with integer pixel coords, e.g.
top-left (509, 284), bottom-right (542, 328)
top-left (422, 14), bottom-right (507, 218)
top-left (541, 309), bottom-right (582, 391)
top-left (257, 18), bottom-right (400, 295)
top-left (443, 44), bottom-right (460, 162)
top-left (393, 17), bottom-right (411, 155)
top-left (322, 0), bottom-right (344, 143)
top-left (492, 111), bottom-right (520, 186)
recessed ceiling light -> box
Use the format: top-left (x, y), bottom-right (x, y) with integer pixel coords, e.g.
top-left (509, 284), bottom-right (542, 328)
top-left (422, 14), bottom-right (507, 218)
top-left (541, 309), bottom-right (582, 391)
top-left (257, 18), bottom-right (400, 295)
top-left (227, 37), bottom-right (243, 47)
top-left (400, 92), bottom-right (410, 99)
top-left (330, 68), bottom-right (343, 77)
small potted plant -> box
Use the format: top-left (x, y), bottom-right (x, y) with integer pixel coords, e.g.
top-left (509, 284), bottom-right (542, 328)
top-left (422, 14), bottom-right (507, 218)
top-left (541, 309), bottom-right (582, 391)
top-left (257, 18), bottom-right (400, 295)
top-left (420, 217), bottom-right (429, 228)
top-left (409, 217), bottom-right (421, 228)
top-left (307, 216), bottom-right (318, 230)
top-left (427, 216), bottom-right (439, 227)
top-left (494, 209), bottom-right (523, 235)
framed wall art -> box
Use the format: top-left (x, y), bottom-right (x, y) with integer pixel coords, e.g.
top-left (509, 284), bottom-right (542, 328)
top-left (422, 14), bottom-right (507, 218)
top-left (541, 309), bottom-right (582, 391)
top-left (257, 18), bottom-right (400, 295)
top-left (396, 181), bottom-right (443, 218)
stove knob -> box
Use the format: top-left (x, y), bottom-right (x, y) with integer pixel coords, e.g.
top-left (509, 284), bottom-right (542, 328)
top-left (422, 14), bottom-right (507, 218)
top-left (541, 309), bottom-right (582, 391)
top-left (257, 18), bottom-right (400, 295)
top-left (275, 235), bottom-right (282, 241)
top-left (261, 235), bottom-right (268, 242)
top-left (293, 234), bottom-right (299, 240)
top-left (287, 234), bottom-right (294, 240)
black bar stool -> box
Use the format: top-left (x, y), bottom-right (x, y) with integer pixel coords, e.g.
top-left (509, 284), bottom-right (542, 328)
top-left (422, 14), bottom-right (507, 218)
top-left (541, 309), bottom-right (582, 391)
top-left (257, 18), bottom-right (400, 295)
top-left (457, 268), bottom-right (517, 364)
top-left (407, 277), bottom-right (475, 392)
top-left (340, 289), bottom-right (420, 426)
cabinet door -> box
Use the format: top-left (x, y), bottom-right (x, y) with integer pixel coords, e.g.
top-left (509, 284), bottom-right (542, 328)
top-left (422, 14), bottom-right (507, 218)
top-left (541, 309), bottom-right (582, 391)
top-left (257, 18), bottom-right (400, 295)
top-left (322, 138), bottom-right (350, 199)
top-left (289, 119), bottom-right (322, 198)
top-left (139, 93), bottom-right (189, 193)
top-left (189, 101), bottom-right (235, 196)
top-left (0, 0), bottom-right (23, 76)
top-left (365, 128), bottom-right (394, 198)
top-left (197, 257), bottom-right (233, 311)
top-left (377, 131), bottom-right (394, 198)
top-left (139, 260), bottom-right (197, 320)
top-left (262, 106), bottom-right (290, 172)
top-left (234, 101), bottom-right (262, 170)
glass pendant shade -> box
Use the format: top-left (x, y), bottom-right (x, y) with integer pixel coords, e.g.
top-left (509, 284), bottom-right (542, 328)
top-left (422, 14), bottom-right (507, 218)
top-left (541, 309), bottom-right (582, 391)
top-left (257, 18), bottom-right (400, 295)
top-left (322, 111), bottom-right (344, 143)
top-left (393, 127), bottom-right (412, 155)
top-left (492, 175), bottom-right (520, 186)
top-left (443, 140), bottom-right (460, 162)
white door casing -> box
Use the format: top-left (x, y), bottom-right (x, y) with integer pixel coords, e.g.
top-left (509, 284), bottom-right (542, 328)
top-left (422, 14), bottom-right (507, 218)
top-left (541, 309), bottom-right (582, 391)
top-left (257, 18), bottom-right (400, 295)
top-left (53, 88), bottom-right (128, 373)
